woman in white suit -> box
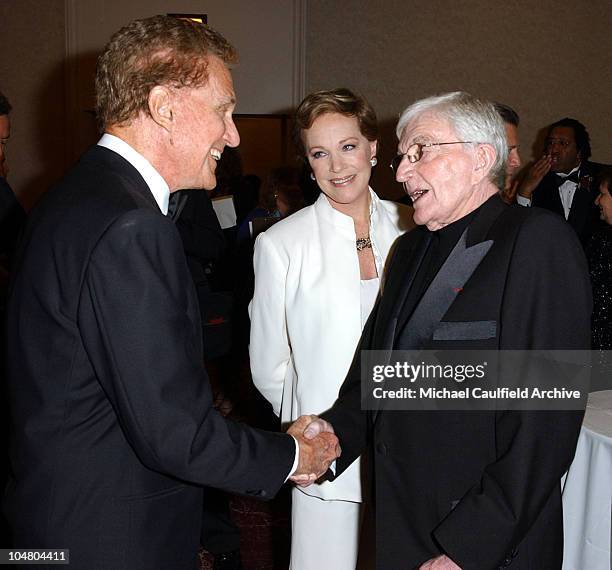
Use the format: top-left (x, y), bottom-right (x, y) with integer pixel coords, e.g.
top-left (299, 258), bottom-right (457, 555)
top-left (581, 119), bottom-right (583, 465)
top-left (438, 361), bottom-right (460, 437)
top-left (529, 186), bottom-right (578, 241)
top-left (249, 88), bottom-right (413, 569)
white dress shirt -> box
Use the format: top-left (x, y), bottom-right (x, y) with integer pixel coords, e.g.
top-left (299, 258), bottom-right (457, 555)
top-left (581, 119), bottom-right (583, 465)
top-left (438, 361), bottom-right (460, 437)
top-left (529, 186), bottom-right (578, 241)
top-left (517, 165), bottom-right (580, 219)
top-left (97, 133), bottom-right (170, 215)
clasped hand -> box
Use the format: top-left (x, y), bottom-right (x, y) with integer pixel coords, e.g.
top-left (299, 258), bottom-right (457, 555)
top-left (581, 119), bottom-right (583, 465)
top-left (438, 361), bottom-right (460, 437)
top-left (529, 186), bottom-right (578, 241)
top-left (287, 415), bottom-right (339, 486)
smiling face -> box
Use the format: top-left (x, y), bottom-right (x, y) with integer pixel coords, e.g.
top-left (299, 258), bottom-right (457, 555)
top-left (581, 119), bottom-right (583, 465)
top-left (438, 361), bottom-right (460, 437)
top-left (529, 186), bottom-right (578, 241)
top-left (596, 182), bottom-right (612, 225)
top-left (302, 112), bottom-right (376, 211)
top-left (395, 112), bottom-right (487, 231)
top-left (168, 55), bottom-right (240, 190)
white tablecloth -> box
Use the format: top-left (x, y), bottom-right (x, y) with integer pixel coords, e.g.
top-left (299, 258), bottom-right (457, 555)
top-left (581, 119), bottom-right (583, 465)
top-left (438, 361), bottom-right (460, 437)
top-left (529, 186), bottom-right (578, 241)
top-left (562, 390), bottom-right (612, 570)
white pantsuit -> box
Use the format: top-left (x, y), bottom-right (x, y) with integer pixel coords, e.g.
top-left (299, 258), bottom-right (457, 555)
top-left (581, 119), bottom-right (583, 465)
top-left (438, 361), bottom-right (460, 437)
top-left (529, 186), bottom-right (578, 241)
top-left (250, 190), bottom-right (412, 568)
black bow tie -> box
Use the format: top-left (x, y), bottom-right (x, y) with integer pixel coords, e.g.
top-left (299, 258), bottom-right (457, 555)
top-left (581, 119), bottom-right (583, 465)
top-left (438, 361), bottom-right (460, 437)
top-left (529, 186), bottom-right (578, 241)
top-left (553, 171), bottom-right (580, 187)
top-left (167, 192), bottom-right (189, 220)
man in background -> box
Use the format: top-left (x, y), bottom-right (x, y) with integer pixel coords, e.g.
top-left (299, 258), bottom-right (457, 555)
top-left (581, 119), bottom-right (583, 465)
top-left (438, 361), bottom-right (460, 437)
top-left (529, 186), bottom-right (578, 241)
top-left (494, 102), bottom-right (521, 204)
top-left (517, 117), bottom-right (602, 244)
top-left (0, 89), bottom-right (25, 549)
top-left (0, 91), bottom-right (25, 257)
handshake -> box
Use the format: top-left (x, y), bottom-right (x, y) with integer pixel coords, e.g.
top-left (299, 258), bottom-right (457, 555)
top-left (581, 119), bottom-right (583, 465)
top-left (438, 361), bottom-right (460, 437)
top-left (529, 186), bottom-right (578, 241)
top-left (286, 415), bottom-right (339, 486)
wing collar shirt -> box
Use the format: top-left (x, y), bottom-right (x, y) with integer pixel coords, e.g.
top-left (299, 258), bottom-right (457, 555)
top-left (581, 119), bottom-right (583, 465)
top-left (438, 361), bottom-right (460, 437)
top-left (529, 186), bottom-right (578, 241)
top-left (556, 165), bottom-right (581, 219)
top-left (516, 164), bottom-right (581, 219)
top-left (97, 133), bottom-right (170, 215)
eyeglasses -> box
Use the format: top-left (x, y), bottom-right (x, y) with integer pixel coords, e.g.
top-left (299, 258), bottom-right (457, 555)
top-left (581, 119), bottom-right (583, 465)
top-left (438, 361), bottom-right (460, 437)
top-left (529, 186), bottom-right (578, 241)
top-left (545, 138), bottom-right (572, 148)
top-left (389, 141), bottom-right (475, 171)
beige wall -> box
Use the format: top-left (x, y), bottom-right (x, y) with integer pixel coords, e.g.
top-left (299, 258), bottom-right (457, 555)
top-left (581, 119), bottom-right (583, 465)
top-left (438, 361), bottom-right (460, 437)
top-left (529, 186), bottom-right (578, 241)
top-left (1, 0), bottom-right (304, 202)
top-left (0, 0), bottom-right (67, 208)
top-left (306, 0), bottom-right (612, 198)
top-left (65, 0), bottom-right (305, 165)
top-left (1, 1), bottom-right (610, 204)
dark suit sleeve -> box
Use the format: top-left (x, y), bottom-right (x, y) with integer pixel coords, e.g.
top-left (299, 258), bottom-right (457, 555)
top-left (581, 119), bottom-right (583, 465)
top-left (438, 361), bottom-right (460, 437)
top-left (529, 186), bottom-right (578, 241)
top-left (78, 208), bottom-right (294, 497)
top-left (433, 211), bottom-right (592, 568)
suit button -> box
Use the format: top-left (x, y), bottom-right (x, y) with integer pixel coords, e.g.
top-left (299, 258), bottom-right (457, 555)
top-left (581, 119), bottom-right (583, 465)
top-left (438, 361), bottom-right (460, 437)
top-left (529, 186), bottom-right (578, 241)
top-left (500, 548), bottom-right (518, 567)
top-left (375, 442), bottom-right (387, 455)
top-left (245, 489), bottom-right (267, 498)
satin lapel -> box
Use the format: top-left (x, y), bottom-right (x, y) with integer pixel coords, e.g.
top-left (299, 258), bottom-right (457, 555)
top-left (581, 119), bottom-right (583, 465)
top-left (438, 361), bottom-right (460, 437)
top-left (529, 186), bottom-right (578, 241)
top-left (395, 195), bottom-right (506, 348)
top-left (88, 145), bottom-right (161, 211)
top-left (395, 229), bottom-right (493, 349)
top-left (375, 231), bottom-right (433, 353)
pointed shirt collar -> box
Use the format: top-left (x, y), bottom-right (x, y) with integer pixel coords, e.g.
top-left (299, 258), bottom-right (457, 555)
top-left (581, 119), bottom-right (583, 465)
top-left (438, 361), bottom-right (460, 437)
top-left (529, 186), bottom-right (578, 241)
top-left (97, 133), bottom-right (170, 214)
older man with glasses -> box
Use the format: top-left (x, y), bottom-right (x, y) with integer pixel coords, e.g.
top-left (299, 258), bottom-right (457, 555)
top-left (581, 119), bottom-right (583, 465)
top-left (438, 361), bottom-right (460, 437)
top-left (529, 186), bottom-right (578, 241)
top-left (293, 92), bottom-right (592, 569)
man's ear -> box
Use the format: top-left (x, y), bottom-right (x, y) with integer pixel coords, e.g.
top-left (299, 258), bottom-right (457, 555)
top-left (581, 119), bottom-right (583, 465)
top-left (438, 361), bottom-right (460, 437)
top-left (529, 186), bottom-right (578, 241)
top-left (472, 143), bottom-right (496, 184)
top-left (148, 86), bottom-right (174, 131)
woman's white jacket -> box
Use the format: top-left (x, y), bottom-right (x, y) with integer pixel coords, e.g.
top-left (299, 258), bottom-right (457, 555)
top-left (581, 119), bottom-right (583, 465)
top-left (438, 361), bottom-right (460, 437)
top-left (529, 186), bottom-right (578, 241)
top-left (249, 190), bottom-right (412, 501)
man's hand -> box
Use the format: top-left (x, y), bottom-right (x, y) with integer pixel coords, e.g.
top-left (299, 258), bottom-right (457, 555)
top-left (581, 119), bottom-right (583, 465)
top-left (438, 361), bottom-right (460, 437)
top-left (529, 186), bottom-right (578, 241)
top-left (501, 179), bottom-right (519, 204)
top-left (287, 415), bottom-right (340, 486)
top-left (419, 555), bottom-right (462, 569)
top-left (517, 154), bottom-right (552, 198)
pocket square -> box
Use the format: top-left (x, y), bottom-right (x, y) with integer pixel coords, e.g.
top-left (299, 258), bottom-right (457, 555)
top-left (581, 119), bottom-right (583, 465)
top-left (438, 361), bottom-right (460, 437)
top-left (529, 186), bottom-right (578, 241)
top-left (433, 320), bottom-right (497, 341)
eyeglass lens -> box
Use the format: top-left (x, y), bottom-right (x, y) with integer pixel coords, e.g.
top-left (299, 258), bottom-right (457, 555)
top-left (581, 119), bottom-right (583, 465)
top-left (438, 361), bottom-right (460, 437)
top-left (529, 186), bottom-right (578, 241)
top-left (390, 144), bottom-right (422, 171)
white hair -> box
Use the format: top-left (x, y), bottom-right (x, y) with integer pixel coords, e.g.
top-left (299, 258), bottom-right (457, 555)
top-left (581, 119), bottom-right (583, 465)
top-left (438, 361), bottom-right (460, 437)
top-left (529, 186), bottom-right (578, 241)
top-left (396, 91), bottom-right (508, 189)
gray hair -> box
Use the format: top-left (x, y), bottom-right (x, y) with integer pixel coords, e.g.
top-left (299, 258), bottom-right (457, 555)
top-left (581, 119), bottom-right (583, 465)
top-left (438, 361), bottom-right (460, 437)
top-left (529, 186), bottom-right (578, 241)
top-left (396, 91), bottom-right (508, 189)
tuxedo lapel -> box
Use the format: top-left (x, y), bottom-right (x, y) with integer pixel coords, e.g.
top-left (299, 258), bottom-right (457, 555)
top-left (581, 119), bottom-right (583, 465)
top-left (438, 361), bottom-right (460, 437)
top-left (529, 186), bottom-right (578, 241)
top-left (537, 175), bottom-right (565, 217)
top-left (395, 229), bottom-right (493, 349)
top-left (86, 145), bottom-right (161, 212)
top-left (375, 231), bottom-right (433, 352)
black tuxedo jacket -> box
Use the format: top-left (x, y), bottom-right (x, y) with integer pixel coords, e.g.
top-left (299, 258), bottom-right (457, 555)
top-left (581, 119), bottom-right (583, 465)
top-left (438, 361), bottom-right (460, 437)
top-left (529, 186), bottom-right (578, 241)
top-left (4, 145), bottom-right (295, 569)
top-left (324, 196), bottom-right (592, 569)
top-left (530, 160), bottom-right (603, 244)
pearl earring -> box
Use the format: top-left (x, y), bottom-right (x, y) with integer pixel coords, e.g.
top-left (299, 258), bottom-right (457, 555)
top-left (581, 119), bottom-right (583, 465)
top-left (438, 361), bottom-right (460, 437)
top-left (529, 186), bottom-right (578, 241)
top-left (310, 172), bottom-right (315, 181)
top-left (370, 157), bottom-right (378, 167)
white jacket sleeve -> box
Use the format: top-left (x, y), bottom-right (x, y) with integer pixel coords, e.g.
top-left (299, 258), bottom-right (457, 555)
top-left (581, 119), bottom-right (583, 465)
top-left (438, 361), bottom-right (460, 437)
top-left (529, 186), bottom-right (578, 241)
top-left (249, 231), bottom-right (291, 417)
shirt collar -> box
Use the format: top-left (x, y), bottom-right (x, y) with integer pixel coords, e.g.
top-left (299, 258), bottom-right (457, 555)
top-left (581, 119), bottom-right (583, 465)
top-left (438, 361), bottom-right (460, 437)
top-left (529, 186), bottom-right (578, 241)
top-left (97, 133), bottom-right (170, 214)
top-left (556, 163), bottom-right (581, 180)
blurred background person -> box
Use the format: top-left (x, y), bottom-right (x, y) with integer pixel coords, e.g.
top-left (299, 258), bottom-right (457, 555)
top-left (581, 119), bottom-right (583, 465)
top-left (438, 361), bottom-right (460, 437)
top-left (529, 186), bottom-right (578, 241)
top-left (517, 117), bottom-right (603, 245)
top-left (587, 167), bottom-right (612, 381)
top-left (494, 102), bottom-right (522, 204)
top-left (249, 88), bottom-right (413, 569)
top-left (169, 188), bottom-right (243, 570)
top-left (237, 167), bottom-right (303, 243)
top-left (0, 90), bottom-right (25, 264)
top-left (0, 89), bottom-right (24, 548)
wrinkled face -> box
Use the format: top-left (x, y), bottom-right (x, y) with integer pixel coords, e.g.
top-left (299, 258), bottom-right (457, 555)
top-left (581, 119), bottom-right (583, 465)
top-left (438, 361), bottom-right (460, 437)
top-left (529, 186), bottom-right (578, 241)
top-left (395, 112), bottom-right (481, 230)
top-left (504, 122), bottom-right (521, 188)
top-left (0, 114), bottom-right (10, 178)
top-left (168, 56), bottom-right (240, 190)
top-left (303, 113), bottom-right (376, 209)
top-left (546, 126), bottom-right (581, 174)
top-left (595, 182), bottom-right (612, 225)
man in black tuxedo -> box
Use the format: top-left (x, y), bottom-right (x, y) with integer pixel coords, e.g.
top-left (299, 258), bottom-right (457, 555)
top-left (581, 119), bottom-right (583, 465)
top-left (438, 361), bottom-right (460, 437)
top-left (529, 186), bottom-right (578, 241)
top-left (516, 117), bottom-right (602, 244)
top-left (3, 16), bottom-right (338, 569)
top-left (294, 92), bottom-right (591, 569)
